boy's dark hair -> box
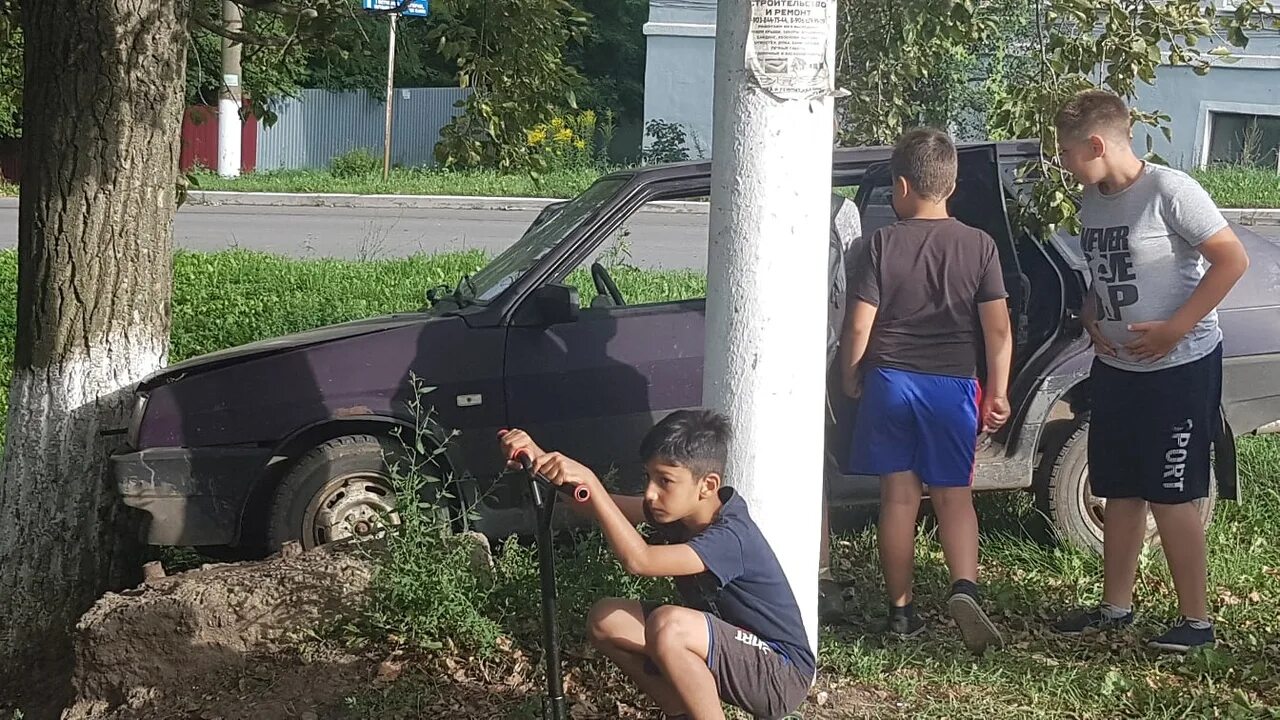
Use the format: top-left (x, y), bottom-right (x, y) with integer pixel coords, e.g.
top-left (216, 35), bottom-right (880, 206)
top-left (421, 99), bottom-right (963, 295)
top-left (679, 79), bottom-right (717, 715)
top-left (890, 128), bottom-right (957, 201)
top-left (639, 409), bottom-right (731, 479)
top-left (1055, 89), bottom-right (1131, 143)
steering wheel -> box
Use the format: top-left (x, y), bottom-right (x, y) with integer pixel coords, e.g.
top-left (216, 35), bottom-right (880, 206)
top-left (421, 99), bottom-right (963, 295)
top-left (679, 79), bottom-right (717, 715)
top-left (591, 262), bottom-right (626, 307)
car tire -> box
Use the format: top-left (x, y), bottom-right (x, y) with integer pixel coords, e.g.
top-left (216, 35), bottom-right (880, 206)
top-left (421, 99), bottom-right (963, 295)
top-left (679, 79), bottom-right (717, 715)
top-left (1036, 420), bottom-right (1216, 556)
top-left (267, 434), bottom-right (437, 552)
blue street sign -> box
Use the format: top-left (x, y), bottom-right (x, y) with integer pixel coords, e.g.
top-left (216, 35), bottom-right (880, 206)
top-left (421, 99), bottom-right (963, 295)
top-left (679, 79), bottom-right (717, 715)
top-left (362, 0), bottom-right (428, 17)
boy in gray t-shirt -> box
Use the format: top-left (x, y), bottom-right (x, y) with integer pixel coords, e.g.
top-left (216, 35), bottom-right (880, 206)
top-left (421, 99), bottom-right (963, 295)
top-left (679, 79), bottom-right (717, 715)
top-left (1049, 90), bottom-right (1250, 652)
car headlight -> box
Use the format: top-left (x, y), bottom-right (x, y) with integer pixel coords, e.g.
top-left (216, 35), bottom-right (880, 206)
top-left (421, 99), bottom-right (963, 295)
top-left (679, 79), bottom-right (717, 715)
top-left (127, 391), bottom-right (149, 448)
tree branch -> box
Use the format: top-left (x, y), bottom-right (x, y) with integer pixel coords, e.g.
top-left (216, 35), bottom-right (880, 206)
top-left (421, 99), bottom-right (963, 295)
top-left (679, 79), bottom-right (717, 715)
top-left (233, 0), bottom-right (299, 15)
top-left (190, 11), bottom-right (292, 47)
top-left (191, 0), bottom-right (416, 48)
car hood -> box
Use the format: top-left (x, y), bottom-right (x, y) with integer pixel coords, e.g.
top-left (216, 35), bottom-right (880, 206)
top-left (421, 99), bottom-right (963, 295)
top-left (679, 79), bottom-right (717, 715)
top-left (140, 313), bottom-right (431, 389)
top-left (1223, 224), bottom-right (1280, 311)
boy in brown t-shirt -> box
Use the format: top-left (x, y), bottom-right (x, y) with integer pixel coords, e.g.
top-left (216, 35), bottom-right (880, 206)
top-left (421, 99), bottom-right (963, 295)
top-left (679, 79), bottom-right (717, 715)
top-left (839, 128), bottom-right (1013, 652)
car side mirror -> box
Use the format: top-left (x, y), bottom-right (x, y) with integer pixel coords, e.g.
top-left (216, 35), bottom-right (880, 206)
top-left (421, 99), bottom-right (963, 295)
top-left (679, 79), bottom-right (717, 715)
top-left (514, 283), bottom-right (579, 327)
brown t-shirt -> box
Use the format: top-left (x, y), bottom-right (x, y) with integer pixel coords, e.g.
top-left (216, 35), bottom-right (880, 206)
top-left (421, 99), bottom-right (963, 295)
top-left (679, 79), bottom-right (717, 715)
top-left (850, 217), bottom-right (1007, 378)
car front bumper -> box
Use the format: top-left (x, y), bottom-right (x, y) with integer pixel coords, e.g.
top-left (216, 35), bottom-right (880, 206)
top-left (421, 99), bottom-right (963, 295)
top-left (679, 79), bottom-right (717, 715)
top-left (112, 446), bottom-right (272, 546)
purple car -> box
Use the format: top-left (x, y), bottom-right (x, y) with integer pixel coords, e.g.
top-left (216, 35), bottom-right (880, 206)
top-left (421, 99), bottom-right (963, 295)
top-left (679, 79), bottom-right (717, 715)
top-left (112, 141), bottom-right (1280, 558)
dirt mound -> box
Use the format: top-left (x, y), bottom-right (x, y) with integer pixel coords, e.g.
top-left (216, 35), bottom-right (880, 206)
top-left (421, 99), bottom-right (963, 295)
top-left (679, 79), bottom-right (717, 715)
top-left (62, 544), bottom-right (375, 720)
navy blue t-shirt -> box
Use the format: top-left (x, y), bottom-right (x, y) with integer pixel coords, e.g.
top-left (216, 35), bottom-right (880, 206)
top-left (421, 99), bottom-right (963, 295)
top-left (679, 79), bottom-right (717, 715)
top-left (652, 488), bottom-right (815, 679)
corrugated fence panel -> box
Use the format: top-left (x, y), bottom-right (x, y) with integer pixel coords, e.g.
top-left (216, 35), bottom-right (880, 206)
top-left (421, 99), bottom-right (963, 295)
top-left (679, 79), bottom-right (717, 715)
top-left (256, 87), bottom-right (471, 171)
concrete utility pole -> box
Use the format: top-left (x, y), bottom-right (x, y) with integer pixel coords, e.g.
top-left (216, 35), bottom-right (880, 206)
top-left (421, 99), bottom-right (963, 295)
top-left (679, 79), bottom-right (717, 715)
top-left (704, 0), bottom-right (838, 656)
top-left (218, 0), bottom-right (243, 178)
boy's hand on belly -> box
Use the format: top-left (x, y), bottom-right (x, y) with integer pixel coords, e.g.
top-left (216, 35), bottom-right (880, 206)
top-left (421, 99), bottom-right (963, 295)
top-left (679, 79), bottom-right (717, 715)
top-left (1086, 318), bottom-right (1118, 357)
top-left (1124, 320), bottom-right (1186, 362)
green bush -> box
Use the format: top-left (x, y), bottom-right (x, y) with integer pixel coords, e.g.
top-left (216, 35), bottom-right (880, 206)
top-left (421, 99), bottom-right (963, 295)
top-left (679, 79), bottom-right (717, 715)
top-left (1193, 165), bottom-right (1280, 209)
top-left (353, 373), bottom-right (674, 654)
top-left (329, 147), bottom-right (381, 179)
top-left (357, 377), bottom-right (506, 652)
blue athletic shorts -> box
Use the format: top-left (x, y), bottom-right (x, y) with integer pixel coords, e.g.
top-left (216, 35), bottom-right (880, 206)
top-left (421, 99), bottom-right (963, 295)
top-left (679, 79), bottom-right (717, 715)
top-left (845, 366), bottom-right (980, 487)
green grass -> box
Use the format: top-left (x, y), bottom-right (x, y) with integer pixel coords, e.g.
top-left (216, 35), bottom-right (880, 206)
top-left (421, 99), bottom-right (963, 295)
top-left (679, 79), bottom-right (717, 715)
top-left (1192, 165), bottom-right (1280, 209)
top-left (336, 435), bottom-right (1280, 719)
top-left (187, 165), bottom-right (613, 199)
top-left (190, 160), bottom-right (1280, 209)
top-left (814, 434), bottom-right (1280, 719)
top-left (8, 162), bottom-right (1275, 209)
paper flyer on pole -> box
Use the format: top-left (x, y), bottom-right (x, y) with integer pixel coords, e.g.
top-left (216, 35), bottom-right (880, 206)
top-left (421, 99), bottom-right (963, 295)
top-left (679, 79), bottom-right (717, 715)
top-left (745, 0), bottom-right (837, 101)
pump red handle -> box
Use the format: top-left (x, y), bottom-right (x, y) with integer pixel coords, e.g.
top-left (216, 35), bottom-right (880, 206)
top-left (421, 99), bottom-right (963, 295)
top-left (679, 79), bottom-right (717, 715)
top-left (498, 429), bottom-right (591, 503)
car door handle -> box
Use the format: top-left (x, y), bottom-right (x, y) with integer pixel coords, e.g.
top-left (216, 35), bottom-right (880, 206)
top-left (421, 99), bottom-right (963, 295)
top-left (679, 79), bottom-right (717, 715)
top-left (1063, 309), bottom-right (1083, 338)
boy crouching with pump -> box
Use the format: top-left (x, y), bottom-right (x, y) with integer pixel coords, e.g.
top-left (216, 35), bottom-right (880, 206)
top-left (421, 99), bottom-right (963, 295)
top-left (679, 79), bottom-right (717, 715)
top-left (499, 409), bottom-right (813, 720)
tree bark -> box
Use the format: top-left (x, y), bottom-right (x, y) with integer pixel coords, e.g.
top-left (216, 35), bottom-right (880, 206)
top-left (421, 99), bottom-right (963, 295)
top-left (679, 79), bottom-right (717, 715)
top-left (0, 0), bottom-right (186, 685)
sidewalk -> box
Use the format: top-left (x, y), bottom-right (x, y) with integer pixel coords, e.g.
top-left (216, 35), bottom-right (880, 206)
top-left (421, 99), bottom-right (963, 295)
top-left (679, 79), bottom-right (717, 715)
top-left (1, 192), bottom-right (1276, 225)
top-left (178, 192), bottom-right (1280, 225)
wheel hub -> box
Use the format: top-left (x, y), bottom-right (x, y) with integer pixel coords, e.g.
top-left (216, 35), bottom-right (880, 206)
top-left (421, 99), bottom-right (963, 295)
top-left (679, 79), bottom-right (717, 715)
top-left (306, 473), bottom-right (399, 547)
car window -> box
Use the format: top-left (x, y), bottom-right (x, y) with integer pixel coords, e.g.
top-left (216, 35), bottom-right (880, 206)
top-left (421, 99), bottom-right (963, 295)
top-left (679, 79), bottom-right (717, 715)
top-left (1048, 227), bottom-right (1087, 273)
top-left (567, 196), bottom-right (711, 308)
top-left (465, 177), bottom-right (627, 304)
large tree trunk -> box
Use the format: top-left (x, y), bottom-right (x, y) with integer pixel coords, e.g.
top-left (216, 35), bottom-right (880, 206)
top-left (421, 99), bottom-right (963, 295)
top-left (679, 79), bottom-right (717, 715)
top-left (0, 0), bottom-right (186, 685)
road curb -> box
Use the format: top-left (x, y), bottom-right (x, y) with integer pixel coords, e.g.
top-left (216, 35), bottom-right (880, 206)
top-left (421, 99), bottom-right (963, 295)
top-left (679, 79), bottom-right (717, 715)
top-left (181, 191), bottom-right (712, 215)
top-left (1222, 208), bottom-right (1280, 227)
top-left (180, 194), bottom-right (1280, 225)
top-left (3, 194), bottom-right (1278, 225)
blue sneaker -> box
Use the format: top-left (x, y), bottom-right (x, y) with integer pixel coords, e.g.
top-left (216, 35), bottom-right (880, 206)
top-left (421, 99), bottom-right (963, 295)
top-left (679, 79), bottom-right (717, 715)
top-left (1052, 606), bottom-right (1135, 635)
top-left (1148, 617), bottom-right (1216, 653)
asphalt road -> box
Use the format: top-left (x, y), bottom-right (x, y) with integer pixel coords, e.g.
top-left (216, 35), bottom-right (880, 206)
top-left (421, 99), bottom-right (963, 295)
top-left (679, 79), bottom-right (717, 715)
top-left (1, 202), bottom-right (1276, 273)
top-left (0, 202), bottom-right (715, 271)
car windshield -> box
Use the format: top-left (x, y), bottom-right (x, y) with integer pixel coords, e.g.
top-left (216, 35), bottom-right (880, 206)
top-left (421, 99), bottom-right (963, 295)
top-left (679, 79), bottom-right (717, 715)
top-left (459, 177), bottom-right (627, 304)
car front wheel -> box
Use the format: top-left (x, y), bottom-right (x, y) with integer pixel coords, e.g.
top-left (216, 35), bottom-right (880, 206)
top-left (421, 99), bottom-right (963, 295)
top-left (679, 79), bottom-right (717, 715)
top-left (267, 434), bottom-right (422, 552)
top-left (1036, 420), bottom-right (1216, 556)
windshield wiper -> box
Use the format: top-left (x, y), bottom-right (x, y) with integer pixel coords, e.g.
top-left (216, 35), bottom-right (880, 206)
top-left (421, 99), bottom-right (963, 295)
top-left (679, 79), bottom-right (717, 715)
top-left (452, 274), bottom-right (476, 307)
top-left (424, 284), bottom-right (449, 307)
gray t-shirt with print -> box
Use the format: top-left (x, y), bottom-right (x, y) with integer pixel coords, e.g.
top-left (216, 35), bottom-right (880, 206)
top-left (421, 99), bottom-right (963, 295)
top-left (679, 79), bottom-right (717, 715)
top-left (1080, 162), bottom-right (1228, 372)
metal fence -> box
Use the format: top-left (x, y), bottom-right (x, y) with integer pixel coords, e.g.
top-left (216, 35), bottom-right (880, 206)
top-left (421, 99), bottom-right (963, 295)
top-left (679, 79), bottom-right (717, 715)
top-left (255, 87), bottom-right (471, 171)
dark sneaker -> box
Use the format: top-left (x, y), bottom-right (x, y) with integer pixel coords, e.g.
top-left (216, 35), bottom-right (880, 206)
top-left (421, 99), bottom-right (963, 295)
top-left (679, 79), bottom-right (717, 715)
top-left (1148, 618), bottom-right (1216, 653)
top-left (947, 586), bottom-right (1004, 652)
top-left (887, 608), bottom-right (926, 639)
top-left (1052, 606), bottom-right (1135, 636)
top-left (818, 578), bottom-right (846, 623)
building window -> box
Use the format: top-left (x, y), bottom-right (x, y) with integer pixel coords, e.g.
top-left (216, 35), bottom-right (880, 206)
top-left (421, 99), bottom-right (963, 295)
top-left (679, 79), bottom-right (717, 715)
top-left (1215, 0), bottom-right (1275, 12)
top-left (1207, 111), bottom-right (1280, 169)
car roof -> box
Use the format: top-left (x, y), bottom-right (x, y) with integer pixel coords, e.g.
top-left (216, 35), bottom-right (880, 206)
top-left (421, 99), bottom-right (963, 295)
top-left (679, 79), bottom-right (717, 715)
top-left (608, 139), bottom-right (1045, 184)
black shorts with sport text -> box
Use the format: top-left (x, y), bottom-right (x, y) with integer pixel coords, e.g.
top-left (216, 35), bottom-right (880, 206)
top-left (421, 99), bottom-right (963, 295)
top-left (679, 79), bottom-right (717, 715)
top-left (640, 602), bottom-right (811, 720)
top-left (1088, 342), bottom-right (1222, 505)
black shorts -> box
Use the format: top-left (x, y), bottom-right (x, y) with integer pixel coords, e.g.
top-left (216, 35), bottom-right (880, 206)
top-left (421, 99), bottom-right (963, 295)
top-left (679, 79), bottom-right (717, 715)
top-left (640, 602), bottom-right (811, 720)
top-left (1088, 343), bottom-right (1222, 504)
